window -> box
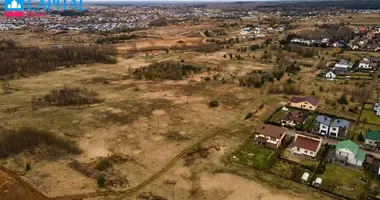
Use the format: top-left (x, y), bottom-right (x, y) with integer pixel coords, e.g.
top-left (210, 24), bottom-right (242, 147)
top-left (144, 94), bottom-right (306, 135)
top-left (310, 152), bottom-right (313, 155)
top-left (339, 151), bottom-right (341, 155)
top-left (271, 137), bottom-right (276, 141)
top-left (309, 106), bottom-right (312, 108)
top-left (305, 150), bottom-right (308, 153)
top-left (297, 147), bottom-right (300, 151)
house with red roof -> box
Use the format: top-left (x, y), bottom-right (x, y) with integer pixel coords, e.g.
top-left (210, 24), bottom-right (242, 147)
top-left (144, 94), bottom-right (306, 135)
top-left (291, 133), bottom-right (322, 157)
top-left (290, 96), bottom-right (319, 111)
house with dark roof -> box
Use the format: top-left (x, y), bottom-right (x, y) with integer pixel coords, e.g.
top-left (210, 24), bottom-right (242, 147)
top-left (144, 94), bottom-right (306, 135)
top-left (281, 111), bottom-right (308, 127)
top-left (365, 130), bottom-right (380, 148)
top-left (329, 119), bottom-right (350, 139)
top-left (315, 115), bottom-right (331, 136)
top-left (335, 140), bottom-right (365, 167)
top-left (254, 124), bottom-right (286, 149)
top-left (290, 96), bottom-right (319, 111)
top-left (291, 133), bottom-right (322, 158)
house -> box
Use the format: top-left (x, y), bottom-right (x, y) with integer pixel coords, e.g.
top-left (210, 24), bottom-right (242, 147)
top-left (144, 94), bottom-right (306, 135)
top-left (335, 140), bottom-right (365, 167)
top-left (291, 133), bottom-right (322, 157)
top-left (281, 111), bottom-right (308, 127)
top-left (325, 71), bottom-right (336, 80)
top-left (315, 115), bottom-right (331, 136)
top-left (254, 125), bottom-right (286, 149)
top-left (358, 60), bottom-right (370, 69)
top-left (290, 96), bottom-right (319, 111)
top-left (329, 119), bottom-right (350, 139)
top-left (334, 60), bottom-right (350, 71)
top-left (365, 130), bottom-right (380, 148)
top-left (374, 102), bottom-right (380, 116)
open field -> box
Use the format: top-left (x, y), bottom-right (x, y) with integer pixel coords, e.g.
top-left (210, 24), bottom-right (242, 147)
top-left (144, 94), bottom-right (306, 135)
top-left (320, 164), bottom-right (366, 199)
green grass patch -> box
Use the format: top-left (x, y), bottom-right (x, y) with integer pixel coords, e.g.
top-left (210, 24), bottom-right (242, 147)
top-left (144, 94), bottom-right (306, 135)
top-left (360, 109), bottom-right (380, 126)
top-left (320, 164), bottom-right (366, 199)
top-left (269, 109), bottom-right (287, 123)
top-left (231, 139), bottom-right (275, 169)
top-left (364, 104), bottom-right (374, 110)
top-left (0, 127), bottom-right (81, 158)
top-left (282, 150), bottom-right (319, 167)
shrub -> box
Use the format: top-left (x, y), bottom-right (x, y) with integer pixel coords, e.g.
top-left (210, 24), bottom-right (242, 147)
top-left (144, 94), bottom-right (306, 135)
top-left (244, 112), bottom-right (253, 120)
top-left (209, 100), bottom-right (219, 107)
top-left (96, 158), bottom-right (113, 171)
top-left (97, 175), bottom-right (106, 187)
top-left (337, 94), bottom-right (348, 105)
top-left (204, 77), bottom-right (211, 82)
top-left (26, 163), bottom-right (31, 171)
top-left (0, 127), bottom-right (81, 158)
top-left (357, 132), bottom-right (364, 142)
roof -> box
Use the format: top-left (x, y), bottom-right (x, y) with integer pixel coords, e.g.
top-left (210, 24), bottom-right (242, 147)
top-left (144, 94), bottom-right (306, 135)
top-left (366, 130), bottom-right (380, 141)
top-left (257, 125), bottom-right (286, 139)
top-left (355, 150), bottom-right (366, 162)
top-left (290, 96), bottom-right (319, 106)
top-left (330, 119), bottom-right (350, 128)
top-left (293, 134), bottom-right (321, 152)
top-left (336, 140), bottom-right (359, 154)
top-left (366, 156), bottom-right (373, 165)
top-left (315, 115), bottom-right (331, 125)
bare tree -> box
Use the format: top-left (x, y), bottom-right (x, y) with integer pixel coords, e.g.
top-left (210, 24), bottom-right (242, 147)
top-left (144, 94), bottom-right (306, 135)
top-left (2, 81), bottom-right (11, 94)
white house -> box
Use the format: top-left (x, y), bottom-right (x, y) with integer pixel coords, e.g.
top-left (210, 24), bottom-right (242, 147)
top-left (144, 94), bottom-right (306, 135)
top-left (335, 140), bottom-right (365, 167)
top-left (329, 119), bottom-right (350, 138)
top-left (291, 133), bottom-right (322, 158)
top-left (325, 71), bottom-right (336, 80)
top-left (358, 61), bottom-right (370, 69)
top-left (315, 115), bottom-right (331, 136)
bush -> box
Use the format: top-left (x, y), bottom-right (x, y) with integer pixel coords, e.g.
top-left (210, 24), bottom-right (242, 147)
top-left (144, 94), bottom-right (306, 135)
top-left (337, 94), bottom-right (348, 105)
top-left (357, 132), bottom-right (364, 142)
top-left (97, 175), bottom-right (106, 187)
top-left (96, 158), bottom-right (113, 171)
top-left (209, 100), bottom-right (219, 108)
top-left (245, 112), bottom-right (253, 120)
top-left (26, 163), bottom-right (31, 171)
top-left (0, 127), bottom-right (81, 158)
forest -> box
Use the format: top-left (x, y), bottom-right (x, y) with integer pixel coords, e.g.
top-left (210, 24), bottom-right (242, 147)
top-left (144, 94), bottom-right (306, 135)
top-left (0, 39), bottom-right (117, 79)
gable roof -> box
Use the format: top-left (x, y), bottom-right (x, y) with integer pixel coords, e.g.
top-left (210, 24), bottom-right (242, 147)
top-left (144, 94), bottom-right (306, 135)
top-left (257, 125), bottom-right (286, 139)
top-left (355, 150), bottom-right (366, 162)
top-left (315, 115), bottom-right (331, 125)
top-left (336, 140), bottom-right (359, 154)
top-left (366, 130), bottom-right (380, 141)
top-left (293, 134), bottom-right (321, 152)
top-left (330, 119), bottom-right (350, 128)
top-left (290, 96), bottom-right (319, 106)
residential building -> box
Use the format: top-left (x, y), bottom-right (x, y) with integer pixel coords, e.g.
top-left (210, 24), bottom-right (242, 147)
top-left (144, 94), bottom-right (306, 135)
top-left (315, 115), bottom-right (331, 136)
top-left (335, 140), bottom-right (365, 167)
top-left (254, 125), bottom-right (286, 149)
top-left (281, 111), bottom-right (308, 127)
top-left (325, 71), bottom-right (336, 80)
top-left (365, 130), bottom-right (380, 148)
top-left (358, 60), bottom-right (370, 69)
top-left (329, 119), bottom-right (350, 139)
top-left (290, 96), bottom-right (319, 111)
top-left (374, 102), bottom-right (380, 116)
top-left (291, 133), bottom-right (322, 157)
top-left (334, 60), bottom-right (350, 70)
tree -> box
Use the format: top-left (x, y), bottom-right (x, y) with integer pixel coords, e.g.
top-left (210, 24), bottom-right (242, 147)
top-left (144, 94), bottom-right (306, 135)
top-left (2, 81), bottom-right (11, 94)
top-left (357, 132), bottom-right (364, 142)
top-left (209, 100), bottom-right (219, 107)
top-left (319, 86), bottom-right (324, 92)
top-left (204, 30), bottom-right (210, 37)
top-left (337, 95), bottom-right (348, 105)
top-left (97, 175), bottom-right (106, 187)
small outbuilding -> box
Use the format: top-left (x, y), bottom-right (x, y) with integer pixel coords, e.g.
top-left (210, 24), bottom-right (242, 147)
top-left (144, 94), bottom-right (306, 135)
top-left (301, 172), bottom-right (310, 182)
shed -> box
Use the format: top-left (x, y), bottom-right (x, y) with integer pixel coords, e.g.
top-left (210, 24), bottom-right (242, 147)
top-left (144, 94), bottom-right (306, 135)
top-left (313, 177), bottom-right (322, 187)
top-left (301, 172), bottom-right (309, 182)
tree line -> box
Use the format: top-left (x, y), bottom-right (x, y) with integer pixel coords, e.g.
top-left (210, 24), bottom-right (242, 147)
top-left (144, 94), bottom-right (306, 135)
top-left (95, 34), bottom-right (140, 44)
top-left (133, 61), bottom-right (201, 80)
top-left (0, 39), bottom-right (116, 79)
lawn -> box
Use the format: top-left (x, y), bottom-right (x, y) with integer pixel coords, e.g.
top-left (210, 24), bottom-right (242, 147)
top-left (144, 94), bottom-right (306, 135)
top-left (320, 164), bottom-right (366, 199)
top-left (364, 104), bottom-right (374, 110)
top-left (232, 139), bottom-right (275, 169)
top-left (360, 109), bottom-right (380, 126)
top-left (349, 123), bottom-right (380, 144)
top-left (269, 159), bottom-right (296, 178)
top-left (269, 109), bottom-right (287, 123)
top-left (282, 150), bottom-right (319, 167)
top-left (303, 115), bottom-right (317, 131)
